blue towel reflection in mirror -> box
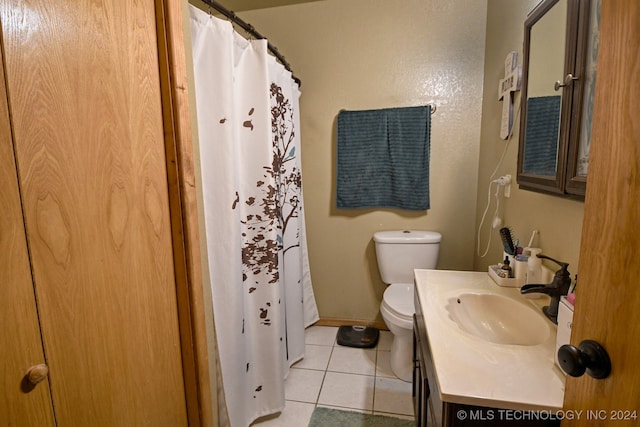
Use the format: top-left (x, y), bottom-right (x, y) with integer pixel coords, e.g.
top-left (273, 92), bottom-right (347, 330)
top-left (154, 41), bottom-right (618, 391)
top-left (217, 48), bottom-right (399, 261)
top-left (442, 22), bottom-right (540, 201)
top-left (523, 96), bottom-right (561, 176)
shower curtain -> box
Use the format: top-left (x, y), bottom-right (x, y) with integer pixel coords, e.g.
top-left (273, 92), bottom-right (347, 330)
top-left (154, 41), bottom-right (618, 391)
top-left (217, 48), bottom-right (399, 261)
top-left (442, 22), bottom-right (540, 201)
top-left (189, 6), bottom-right (319, 427)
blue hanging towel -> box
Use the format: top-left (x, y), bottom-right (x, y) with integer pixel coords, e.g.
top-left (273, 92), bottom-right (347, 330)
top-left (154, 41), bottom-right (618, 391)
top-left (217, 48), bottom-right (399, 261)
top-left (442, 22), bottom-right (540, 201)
top-left (336, 105), bottom-right (431, 211)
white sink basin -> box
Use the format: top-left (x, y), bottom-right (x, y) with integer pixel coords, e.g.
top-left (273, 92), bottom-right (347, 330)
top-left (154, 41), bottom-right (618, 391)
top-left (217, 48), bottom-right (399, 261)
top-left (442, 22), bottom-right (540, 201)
top-left (414, 270), bottom-right (565, 411)
top-left (446, 292), bottom-right (550, 346)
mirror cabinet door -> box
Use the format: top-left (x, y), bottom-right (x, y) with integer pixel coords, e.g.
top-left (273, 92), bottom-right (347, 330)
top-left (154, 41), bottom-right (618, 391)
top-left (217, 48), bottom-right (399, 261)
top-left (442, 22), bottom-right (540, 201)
top-left (517, 0), bottom-right (598, 198)
top-left (565, 0), bottom-right (600, 195)
top-left (521, 0), bottom-right (568, 192)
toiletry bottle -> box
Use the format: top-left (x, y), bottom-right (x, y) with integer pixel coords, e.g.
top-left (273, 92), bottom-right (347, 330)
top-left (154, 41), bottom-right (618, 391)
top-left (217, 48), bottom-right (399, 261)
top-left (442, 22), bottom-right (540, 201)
top-left (526, 249), bottom-right (542, 284)
top-left (501, 256), bottom-right (513, 278)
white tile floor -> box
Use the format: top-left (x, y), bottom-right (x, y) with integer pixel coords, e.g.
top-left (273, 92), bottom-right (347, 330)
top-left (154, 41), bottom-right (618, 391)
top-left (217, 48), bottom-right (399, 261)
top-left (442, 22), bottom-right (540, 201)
top-left (251, 326), bottom-right (415, 427)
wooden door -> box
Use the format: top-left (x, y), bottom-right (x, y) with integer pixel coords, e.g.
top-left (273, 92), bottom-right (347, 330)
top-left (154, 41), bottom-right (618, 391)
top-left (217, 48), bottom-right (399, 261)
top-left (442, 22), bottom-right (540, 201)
top-left (0, 1), bottom-right (188, 425)
top-left (562, 1), bottom-right (640, 424)
top-left (0, 27), bottom-right (56, 427)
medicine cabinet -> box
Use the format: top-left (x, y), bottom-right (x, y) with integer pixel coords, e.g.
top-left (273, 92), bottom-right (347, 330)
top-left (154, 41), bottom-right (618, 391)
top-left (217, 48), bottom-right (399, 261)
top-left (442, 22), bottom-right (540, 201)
top-left (517, 0), bottom-right (599, 198)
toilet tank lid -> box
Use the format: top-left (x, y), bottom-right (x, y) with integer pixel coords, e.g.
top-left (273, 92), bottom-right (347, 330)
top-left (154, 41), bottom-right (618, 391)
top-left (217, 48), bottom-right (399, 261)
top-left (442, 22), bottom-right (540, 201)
top-left (373, 230), bottom-right (442, 244)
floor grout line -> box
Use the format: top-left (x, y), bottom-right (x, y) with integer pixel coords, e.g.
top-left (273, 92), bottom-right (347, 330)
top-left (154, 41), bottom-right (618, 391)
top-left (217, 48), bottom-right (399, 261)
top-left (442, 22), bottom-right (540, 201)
top-left (264, 327), bottom-right (414, 425)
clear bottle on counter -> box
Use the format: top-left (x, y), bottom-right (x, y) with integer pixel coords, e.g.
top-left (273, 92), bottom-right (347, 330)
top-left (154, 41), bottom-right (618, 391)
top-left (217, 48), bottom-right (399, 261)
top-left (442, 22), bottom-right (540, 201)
top-left (526, 248), bottom-right (542, 284)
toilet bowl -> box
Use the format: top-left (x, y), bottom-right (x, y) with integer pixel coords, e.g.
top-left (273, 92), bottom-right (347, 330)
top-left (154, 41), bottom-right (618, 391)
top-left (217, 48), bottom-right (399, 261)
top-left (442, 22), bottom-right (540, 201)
top-left (374, 230), bottom-right (441, 382)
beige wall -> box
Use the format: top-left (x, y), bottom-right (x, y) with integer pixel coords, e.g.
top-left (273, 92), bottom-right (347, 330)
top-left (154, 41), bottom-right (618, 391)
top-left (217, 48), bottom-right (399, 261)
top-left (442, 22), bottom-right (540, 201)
top-left (239, 0), bottom-right (488, 323)
top-left (474, 0), bottom-right (584, 275)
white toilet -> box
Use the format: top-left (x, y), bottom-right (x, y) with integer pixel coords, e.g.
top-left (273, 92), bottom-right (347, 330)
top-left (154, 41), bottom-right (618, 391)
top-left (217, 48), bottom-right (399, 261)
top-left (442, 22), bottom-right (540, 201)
top-left (374, 230), bottom-right (442, 382)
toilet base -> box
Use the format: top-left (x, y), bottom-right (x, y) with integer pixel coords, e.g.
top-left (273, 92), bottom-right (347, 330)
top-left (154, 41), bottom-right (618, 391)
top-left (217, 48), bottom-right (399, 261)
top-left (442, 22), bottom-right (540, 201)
top-left (389, 331), bottom-right (413, 382)
top-left (380, 284), bottom-right (415, 383)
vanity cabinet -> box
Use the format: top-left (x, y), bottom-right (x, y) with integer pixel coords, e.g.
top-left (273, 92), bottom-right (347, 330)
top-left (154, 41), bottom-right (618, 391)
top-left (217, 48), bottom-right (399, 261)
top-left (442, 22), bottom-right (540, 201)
top-left (413, 295), bottom-right (560, 427)
top-left (413, 313), bottom-right (437, 427)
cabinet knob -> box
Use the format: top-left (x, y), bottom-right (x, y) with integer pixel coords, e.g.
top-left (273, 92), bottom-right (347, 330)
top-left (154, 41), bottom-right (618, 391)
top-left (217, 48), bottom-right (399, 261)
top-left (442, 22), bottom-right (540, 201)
top-left (26, 364), bottom-right (49, 385)
top-left (558, 340), bottom-right (611, 379)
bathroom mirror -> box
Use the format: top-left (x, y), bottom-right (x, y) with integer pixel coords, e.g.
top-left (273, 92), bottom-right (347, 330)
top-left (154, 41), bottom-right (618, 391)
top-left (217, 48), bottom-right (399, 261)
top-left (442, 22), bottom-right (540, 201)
top-left (517, 0), bottom-right (598, 198)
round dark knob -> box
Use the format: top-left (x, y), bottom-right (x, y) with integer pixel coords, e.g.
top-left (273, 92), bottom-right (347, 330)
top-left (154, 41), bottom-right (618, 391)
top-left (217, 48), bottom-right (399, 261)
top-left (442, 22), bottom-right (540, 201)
top-left (558, 340), bottom-right (611, 379)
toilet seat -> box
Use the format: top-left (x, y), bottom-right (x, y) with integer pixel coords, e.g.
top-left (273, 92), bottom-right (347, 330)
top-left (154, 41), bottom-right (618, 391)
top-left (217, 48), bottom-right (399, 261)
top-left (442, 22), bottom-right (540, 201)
top-left (382, 283), bottom-right (414, 320)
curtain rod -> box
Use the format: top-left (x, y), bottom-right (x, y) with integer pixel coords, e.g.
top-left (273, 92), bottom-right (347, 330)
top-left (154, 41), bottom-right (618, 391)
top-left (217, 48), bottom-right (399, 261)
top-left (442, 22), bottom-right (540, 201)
top-left (197, 0), bottom-right (301, 86)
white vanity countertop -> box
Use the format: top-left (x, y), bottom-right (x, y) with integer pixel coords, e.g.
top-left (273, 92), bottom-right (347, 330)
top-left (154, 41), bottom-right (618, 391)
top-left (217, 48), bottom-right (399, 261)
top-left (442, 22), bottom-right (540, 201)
top-left (414, 269), bottom-right (566, 411)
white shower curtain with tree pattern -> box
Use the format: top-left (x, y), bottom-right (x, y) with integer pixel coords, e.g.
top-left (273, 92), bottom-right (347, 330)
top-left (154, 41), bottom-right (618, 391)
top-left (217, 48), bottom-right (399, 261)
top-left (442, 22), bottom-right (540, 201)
top-left (189, 6), bottom-right (319, 427)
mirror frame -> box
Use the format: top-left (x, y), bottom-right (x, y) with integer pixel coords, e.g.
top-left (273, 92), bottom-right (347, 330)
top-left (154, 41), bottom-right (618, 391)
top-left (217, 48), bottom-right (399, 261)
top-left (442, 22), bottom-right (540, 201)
top-left (517, 0), bottom-right (591, 199)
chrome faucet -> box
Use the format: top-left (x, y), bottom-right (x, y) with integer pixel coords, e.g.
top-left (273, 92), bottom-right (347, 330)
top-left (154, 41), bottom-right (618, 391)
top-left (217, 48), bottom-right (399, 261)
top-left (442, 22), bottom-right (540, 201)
top-left (520, 255), bottom-right (571, 324)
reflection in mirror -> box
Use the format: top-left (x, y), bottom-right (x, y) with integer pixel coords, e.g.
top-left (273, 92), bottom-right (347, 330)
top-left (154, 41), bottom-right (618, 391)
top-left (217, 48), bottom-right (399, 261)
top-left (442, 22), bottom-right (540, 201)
top-left (575, 0), bottom-right (600, 177)
top-left (523, 0), bottom-right (567, 178)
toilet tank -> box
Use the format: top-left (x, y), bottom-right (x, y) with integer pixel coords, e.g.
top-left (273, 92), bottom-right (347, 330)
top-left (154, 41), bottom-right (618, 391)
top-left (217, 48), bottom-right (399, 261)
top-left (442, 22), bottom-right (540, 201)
top-left (373, 230), bottom-right (441, 284)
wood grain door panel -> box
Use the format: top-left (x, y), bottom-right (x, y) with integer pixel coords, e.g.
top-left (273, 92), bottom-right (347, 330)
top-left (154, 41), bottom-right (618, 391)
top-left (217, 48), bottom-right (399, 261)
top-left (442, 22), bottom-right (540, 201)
top-left (0, 23), bottom-right (56, 427)
top-left (1, 1), bottom-right (188, 425)
top-left (562, 1), bottom-right (640, 424)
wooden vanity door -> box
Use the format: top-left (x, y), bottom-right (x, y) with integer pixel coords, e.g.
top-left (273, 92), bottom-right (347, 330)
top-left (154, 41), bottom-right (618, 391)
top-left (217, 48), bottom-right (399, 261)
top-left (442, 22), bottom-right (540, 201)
top-left (1, 1), bottom-right (188, 425)
top-left (562, 1), bottom-right (640, 424)
top-left (0, 29), bottom-right (56, 427)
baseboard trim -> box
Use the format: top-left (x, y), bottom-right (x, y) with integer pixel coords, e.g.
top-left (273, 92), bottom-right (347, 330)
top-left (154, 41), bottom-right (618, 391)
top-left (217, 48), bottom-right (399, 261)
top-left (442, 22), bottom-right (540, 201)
top-left (313, 318), bottom-right (388, 331)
